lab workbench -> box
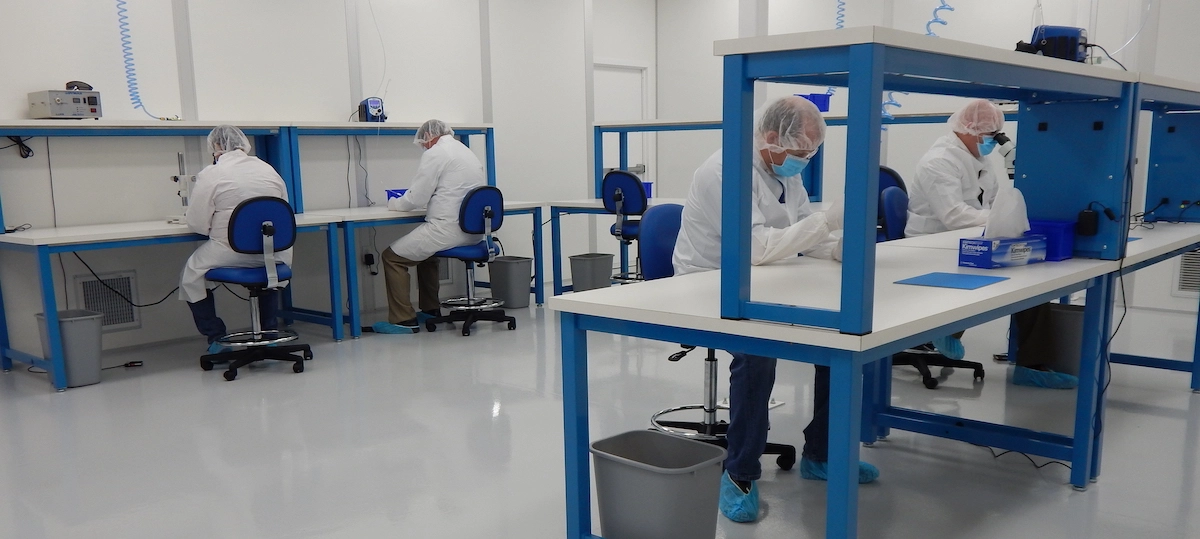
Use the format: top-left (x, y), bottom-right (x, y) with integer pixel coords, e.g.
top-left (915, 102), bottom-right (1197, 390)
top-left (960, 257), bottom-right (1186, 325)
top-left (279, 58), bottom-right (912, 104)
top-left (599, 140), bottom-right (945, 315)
top-left (313, 201), bottom-right (545, 338)
top-left (547, 198), bottom-right (685, 296)
top-left (0, 212), bottom-right (345, 390)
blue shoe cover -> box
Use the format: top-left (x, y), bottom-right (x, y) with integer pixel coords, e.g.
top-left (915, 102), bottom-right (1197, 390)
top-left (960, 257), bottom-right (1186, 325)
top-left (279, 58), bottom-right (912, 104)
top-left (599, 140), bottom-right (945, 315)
top-left (719, 471), bottom-right (759, 523)
top-left (416, 310), bottom-right (440, 324)
top-left (372, 321), bottom-right (416, 335)
top-left (932, 335), bottom-right (966, 360)
top-left (799, 456), bottom-right (880, 484)
top-left (206, 341), bottom-right (231, 355)
top-left (1012, 365), bottom-right (1078, 389)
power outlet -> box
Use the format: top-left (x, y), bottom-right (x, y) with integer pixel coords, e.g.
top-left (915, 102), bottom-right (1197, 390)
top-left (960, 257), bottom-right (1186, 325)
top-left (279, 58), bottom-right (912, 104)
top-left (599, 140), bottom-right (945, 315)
top-left (363, 253), bottom-right (376, 266)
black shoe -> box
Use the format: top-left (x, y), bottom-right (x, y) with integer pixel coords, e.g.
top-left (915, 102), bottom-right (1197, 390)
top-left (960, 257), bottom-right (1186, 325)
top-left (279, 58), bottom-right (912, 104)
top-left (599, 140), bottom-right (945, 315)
top-left (399, 318), bottom-right (420, 332)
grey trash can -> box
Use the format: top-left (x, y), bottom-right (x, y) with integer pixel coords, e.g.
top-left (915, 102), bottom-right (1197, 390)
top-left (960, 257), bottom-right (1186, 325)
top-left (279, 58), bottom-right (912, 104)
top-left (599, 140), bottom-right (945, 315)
top-left (489, 256), bottom-right (532, 309)
top-left (569, 253), bottom-right (614, 292)
top-left (590, 430), bottom-right (727, 539)
top-left (35, 309), bottom-right (104, 388)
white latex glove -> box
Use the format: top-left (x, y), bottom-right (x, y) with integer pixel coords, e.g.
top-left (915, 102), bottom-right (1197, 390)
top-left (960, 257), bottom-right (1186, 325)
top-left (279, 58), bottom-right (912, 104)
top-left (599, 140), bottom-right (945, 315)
top-left (823, 199), bottom-right (844, 231)
top-left (832, 236), bottom-right (843, 262)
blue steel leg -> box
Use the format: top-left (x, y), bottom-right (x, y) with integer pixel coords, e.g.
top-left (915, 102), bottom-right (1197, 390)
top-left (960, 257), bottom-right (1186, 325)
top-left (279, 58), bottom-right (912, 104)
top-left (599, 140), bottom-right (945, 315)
top-left (826, 350), bottom-right (863, 539)
top-left (619, 241), bottom-right (629, 277)
top-left (327, 224), bottom-right (345, 341)
top-left (37, 247), bottom-right (67, 390)
top-left (719, 53), bottom-right (755, 321)
top-left (533, 207), bottom-right (545, 305)
top-left (552, 207), bottom-right (565, 295)
top-left (1071, 277), bottom-right (1109, 489)
top-left (860, 360), bottom-right (879, 445)
top-left (1090, 275), bottom-right (1116, 481)
top-left (839, 44), bottom-right (884, 335)
top-left (485, 128), bottom-right (497, 187)
top-left (0, 270), bottom-right (9, 372)
top-left (343, 223), bottom-right (362, 338)
top-left (878, 354), bottom-right (892, 438)
top-left (619, 132), bottom-right (628, 171)
top-left (561, 313), bottom-right (592, 539)
top-left (593, 127), bottom-right (604, 199)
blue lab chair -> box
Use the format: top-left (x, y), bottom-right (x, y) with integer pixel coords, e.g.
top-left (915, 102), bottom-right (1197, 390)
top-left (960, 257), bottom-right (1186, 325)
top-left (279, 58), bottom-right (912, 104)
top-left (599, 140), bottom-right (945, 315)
top-left (199, 196), bottom-right (312, 381)
top-left (878, 170), bottom-right (985, 388)
top-left (424, 186), bottom-right (517, 336)
top-left (640, 203), bottom-right (796, 470)
top-left (602, 170), bottom-right (648, 281)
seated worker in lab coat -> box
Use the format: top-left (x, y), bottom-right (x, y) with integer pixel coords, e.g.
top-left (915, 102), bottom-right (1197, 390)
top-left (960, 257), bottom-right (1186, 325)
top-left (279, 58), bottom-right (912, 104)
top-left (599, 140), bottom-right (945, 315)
top-left (672, 96), bottom-right (877, 525)
top-left (181, 125), bottom-right (293, 355)
top-left (371, 119), bottom-right (486, 334)
top-left (906, 99), bottom-right (1007, 360)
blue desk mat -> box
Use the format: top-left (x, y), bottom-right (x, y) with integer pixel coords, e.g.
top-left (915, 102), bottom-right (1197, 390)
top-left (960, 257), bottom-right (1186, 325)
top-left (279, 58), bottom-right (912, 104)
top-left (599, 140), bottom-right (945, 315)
top-left (896, 272), bottom-right (1009, 290)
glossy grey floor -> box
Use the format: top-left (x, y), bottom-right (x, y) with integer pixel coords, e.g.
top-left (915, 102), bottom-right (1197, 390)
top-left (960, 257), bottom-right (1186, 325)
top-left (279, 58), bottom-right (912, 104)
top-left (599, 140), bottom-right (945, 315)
top-left (0, 304), bottom-right (1197, 538)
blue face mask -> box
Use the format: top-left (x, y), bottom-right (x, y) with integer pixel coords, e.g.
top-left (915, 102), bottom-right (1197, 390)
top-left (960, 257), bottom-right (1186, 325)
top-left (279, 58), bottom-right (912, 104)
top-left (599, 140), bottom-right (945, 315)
top-left (977, 135), bottom-right (997, 156)
top-left (771, 154), bottom-right (810, 177)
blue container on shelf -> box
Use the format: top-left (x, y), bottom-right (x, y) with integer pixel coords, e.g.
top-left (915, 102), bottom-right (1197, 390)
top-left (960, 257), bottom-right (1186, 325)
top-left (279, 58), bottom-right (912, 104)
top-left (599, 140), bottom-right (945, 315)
top-left (1026, 220), bottom-right (1076, 261)
top-left (798, 93), bottom-right (831, 112)
top-left (642, 181), bottom-right (653, 199)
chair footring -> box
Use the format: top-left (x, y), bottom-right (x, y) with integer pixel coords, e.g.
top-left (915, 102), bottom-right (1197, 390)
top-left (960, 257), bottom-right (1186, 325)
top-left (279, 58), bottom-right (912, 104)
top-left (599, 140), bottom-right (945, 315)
top-left (651, 405), bottom-right (728, 440)
top-left (425, 308), bottom-right (516, 336)
top-left (441, 297), bottom-right (505, 311)
top-left (217, 329), bottom-right (300, 347)
top-left (200, 343), bottom-right (313, 380)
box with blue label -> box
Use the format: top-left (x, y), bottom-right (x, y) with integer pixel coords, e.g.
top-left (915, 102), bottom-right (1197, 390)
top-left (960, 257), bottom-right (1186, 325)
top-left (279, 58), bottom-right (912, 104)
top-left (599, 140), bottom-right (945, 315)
top-left (385, 189), bottom-right (407, 200)
top-left (959, 235), bottom-right (1048, 269)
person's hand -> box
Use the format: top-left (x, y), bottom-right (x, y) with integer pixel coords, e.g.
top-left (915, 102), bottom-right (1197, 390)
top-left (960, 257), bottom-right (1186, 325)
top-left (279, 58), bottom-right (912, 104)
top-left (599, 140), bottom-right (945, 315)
top-left (824, 199), bottom-right (844, 231)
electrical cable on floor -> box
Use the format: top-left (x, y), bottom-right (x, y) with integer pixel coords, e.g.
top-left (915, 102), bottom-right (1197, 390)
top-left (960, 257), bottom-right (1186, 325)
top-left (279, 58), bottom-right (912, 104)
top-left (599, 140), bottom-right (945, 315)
top-left (72, 253), bottom-right (178, 307)
top-left (972, 443), bottom-right (1071, 470)
top-left (28, 361), bottom-right (144, 374)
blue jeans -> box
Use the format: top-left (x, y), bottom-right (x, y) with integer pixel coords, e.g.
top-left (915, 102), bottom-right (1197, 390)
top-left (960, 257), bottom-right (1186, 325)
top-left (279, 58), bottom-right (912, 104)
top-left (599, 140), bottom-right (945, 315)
top-left (187, 289), bottom-right (279, 344)
top-left (724, 352), bottom-right (830, 482)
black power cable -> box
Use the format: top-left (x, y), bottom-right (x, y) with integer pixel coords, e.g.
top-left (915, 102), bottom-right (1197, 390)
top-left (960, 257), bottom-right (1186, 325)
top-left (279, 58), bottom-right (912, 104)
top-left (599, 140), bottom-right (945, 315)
top-left (1087, 44), bottom-right (1128, 71)
top-left (71, 253), bottom-right (178, 308)
top-left (2, 137), bottom-right (34, 158)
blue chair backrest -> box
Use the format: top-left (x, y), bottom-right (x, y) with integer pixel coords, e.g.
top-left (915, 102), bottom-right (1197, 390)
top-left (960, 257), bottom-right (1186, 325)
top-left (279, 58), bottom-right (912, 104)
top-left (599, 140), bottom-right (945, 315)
top-left (880, 186), bottom-right (909, 241)
top-left (458, 186), bottom-right (504, 234)
top-left (880, 166), bottom-right (906, 193)
top-left (227, 197), bottom-right (297, 254)
top-left (638, 204), bottom-right (684, 280)
top-left (602, 170), bottom-right (648, 216)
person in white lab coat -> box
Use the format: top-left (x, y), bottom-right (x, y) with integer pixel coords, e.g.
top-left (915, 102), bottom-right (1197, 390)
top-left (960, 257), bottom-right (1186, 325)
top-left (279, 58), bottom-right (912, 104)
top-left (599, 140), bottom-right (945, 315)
top-left (905, 99), bottom-right (1006, 360)
top-left (372, 119), bottom-right (486, 334)
top-left (672, 96), bottom-right (877, 525)
top-left (181, 125), bottom-right (292, 355)
top-left (905, 99), bottom-right (1006, 237)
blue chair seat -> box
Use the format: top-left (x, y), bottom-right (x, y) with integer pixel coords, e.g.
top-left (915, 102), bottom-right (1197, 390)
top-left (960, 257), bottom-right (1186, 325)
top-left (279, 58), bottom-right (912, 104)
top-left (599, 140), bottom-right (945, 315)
top-left (205, 264), bottom-right (292, 285)
top-left (609, 221), bottom-right (640, 240)
top-left (436, 241), bottom-right (496, 263)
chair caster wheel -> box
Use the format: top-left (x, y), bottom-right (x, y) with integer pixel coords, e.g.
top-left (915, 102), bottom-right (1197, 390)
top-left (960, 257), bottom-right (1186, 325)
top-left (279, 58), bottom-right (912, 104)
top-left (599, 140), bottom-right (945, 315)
top-left (974, 369), bottom-right (985, 381)
top-left (223, 370), bottom-right (237, 381)
top-left (462, 327), bottom-right (471, 336)
top-left (508, 321), bottom-right (516, 330)
top-left (200, 359), bottom-right (214, 371)
top-left (923, 377), bottom-right (938, 389)
top-left (777, 450), bottom-right (796, 471)
top-left (293, 362), bottom-right (304, 373)
top-left (426, 322), bottom-right (437, 332)
top-left (304, 351), bottom-right (313, 360)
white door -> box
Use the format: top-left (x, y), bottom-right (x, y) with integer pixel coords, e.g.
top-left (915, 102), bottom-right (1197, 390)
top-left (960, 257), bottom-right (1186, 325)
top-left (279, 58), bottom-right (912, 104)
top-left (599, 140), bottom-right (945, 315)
top-left (593, 64), bottom-right (652, 186)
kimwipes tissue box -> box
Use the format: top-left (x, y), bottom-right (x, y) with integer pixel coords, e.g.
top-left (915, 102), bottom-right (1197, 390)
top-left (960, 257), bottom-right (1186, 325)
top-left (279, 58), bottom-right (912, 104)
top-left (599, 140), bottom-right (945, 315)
top-left (959, 235), bottom-right (1048, 269)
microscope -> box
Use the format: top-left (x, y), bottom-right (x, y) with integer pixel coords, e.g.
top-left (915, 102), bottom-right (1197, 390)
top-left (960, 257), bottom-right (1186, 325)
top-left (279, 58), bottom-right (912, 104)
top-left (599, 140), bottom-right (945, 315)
top-left (167, 152), bottom-right (196, 224)
top-left (993, 132), bottom-right (1016, 180)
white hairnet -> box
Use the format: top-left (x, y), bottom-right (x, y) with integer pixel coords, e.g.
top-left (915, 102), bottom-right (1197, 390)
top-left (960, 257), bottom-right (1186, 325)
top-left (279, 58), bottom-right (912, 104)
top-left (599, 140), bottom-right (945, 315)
top-left (754, 96), bottom-right (826, 154)
top-left (208, 125), bottom-right (251, 157)
top-left (414, 119), bottom-right (454, 146)
top-left (948, 100), bottom-right (1005, 136)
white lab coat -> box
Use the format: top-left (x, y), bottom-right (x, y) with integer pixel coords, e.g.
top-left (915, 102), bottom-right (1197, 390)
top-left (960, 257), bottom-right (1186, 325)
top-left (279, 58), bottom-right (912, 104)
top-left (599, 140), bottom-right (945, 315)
top-left (673, 149), bottom-right (840, 276)
top-left (387, 136), bottom-right (486, 260)
top-left (179, 150), bottom-right (293, 303)
top-left (905, 133), bottom-right (1002, 236)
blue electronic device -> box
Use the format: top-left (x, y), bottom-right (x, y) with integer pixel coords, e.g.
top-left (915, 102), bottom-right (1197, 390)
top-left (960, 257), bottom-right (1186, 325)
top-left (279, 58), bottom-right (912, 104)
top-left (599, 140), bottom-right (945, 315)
top-left (358, 97), bottom-right (386, 122)
top-left (1017, 26), bottom-right (1088, 63)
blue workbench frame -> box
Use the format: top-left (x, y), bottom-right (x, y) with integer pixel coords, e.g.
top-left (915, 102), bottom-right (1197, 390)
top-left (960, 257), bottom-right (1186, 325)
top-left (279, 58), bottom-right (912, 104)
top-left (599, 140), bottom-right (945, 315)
top-left (288, 125), bottom-right (497, 213)
top-left (720, 43), bottom-right (1135, 335)
top-left (0, 222), bottom-right (343, 391)
top-left (338, 205), bottom-right (544, 338)
top-left (562, 265), bottom-right (1112, 539)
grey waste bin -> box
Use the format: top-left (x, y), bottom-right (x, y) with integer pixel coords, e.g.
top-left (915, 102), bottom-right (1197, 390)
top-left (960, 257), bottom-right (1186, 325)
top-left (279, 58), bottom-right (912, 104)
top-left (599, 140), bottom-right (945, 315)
top-left (488, 256), bottom-right (532, 309)
top-left (36, 310), bottom-right (104, 388)
top-left (590, 430), bottom-right (727, 539)
top-left (569, 253), bottom-right (614, 292)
